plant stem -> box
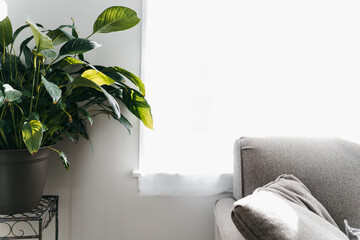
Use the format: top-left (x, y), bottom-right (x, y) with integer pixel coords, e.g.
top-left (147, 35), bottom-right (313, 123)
top-left (30, 55), bottom-right (40, 113)
top-left (11, 46), bottom-right (20, 85)
top-left (9, 104), bottom-right (20, 148)
top-left (34, 61), bottom-right (43, 112)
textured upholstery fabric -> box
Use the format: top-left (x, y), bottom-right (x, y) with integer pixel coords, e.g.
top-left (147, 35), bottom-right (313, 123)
top-left (255, 174), bottom-right (338, 227)
top-left (231, 190), bottom-right (348, 240)
top-left (214, 198), bottom-right (245, 240)
top-left (233, 137), bottom-right (360, 231)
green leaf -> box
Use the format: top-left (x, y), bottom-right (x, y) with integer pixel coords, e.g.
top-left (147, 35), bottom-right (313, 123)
top-left (92, 6), bottom-right (140, 35)
top-left (19, 36), bottom-right (34, 57)
top-left (59, 38), bottom-right (101, 56)
top-left (122, 88), bottom-right (153, 129)
top-left (42, 76), bottom-right (62, 103)
top-left (100, 67), bottom-right (124, 83)
top-left (47, 28), bottom-right (73, 46)
top-left (100, 86), bottom-right (120, 118)
top-left (39, 49), bottom-right (57, 59)
top-left (26, 17), bottom-right (54, 52)
top-left (81, 69), bottom-right (115, 86)
top-left (72, 77), bottom-right (120, 118)
top-left (111, 67), bottom-right (145, 95)
top-left (47, 147), bottom-right (69, 170)
top-left (13, 23), bottom-right (43, 43)
top-left (71, 19), bottom-right (79, 38)
top-left (62, 56), bottom-right (86, 65)
top-left (23, 45), bottom-right (33, 68)
top-left (72, 77), bottom-right (102, 91)
top-left (79, 108), bottom-right (93, 126)
top-left (0, 17), bottom-right (13, 47)
top-left (59, 151), bottom-right (69, 170)
top-left (117, 114), bottom-right (132, 134)
top-left (22, 120), bottom-right (44, 155)
top-left (3, 84), bottom-right (22, 102)
top-left (56, 57), bottom-right (98, 73)
top-left (0, 90), bottom-right (4, 107)
top-left (0, 119), bottom-right (11, 133)
top-left (28, 112), bottom-right (40, 121)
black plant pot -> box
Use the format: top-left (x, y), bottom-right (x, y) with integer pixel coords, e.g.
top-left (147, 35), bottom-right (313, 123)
top-left (0, 148), bottom-right (50, 215)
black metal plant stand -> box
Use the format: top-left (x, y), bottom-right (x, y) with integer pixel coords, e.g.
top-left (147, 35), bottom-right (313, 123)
top-left (0, 196), bottom-right (58, 240)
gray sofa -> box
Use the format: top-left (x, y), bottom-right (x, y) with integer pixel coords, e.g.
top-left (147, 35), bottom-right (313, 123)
top-left (214, 136), bottom-right (360, 240)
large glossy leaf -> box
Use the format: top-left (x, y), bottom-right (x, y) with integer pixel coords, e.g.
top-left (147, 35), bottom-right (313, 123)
top-left (39, 49), bottom-right (57, 59)
top-left (22, 120), bottom-right (44, 155)
top-left (0, 17), bottom-right (13, 47)
top-left (72, 77), bottom-right (120, 118)
top-left (100, 86), bottom-right (120, 118)
top-left (13, 23), bottom-right (43, 43)
top-left (111, 66), bottom-right (145, 95)
top-left (92, 6), bottom-right (140, 35)
top-left (3, 84), bottom-right (22, 102)
top-left (26, 17), bottom-right (54, 53)
top-left (23, 45), bottom-right (33, 68)
top-left (47, 28), bottom-right (73, 46)
top-left (19, 36), bottom-right (33, 57)
top-left (59, 38), bottom-right (101, 56)
top-left (42, 76), bottom-right (61, 103)
top-left (100, 67), bottom-right (124, 83)
top-left (72, 77), bottom-right (102, 91)
top-left (121, 88), bottom-right (153, 129)
top-left (81, 69), bottom-right (115, 86)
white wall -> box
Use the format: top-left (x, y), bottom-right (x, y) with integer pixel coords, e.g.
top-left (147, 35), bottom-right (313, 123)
top-left (5, 1), bottom-right (231, 239)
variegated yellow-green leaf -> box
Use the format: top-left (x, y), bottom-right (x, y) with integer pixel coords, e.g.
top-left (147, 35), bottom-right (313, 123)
top-left (63, 56), bottom-right (86, 65)
top-left (3, 84), bottom-right (22, 102)
top-left (57, 56), bottom-right (87, 70)
top-left (122, 88), bottom-right (153, 129)
top-left (92, 6), bottom-right (140, 35)
top-left (72, 77), bottom-right (102, 91)
top-left (42, 76), bottom-right (62, 103)
top-left (22, 120), bottom-right (44, 155)
top-left (81, 69), bottom-right (115, 86)
top-left (26, 17), bottom-right (54, 53)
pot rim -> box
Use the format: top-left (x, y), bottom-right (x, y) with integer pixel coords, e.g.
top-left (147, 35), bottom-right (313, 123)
top-left (0, 146), bottom-right (52, 153)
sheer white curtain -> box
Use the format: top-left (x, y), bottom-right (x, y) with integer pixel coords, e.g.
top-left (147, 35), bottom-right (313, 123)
top-left (138, 0), bottom-right (360, 196)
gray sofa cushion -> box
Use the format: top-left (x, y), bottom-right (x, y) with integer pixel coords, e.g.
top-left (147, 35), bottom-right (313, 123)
top-left (255, 174), bottom-right (338, 227)
top-left (231, 174), bottom-right (348, 240)
top-left (214, 198), bottom-right (244, 240)
top-left (233, 137), bottom-right (360, 231)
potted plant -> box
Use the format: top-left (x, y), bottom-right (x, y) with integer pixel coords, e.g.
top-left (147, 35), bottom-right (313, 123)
top-left (0, 2), bottom-right (153, 214)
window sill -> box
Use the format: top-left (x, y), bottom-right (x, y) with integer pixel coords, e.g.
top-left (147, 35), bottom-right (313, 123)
top-left (133, 170), bottom-right (233, 196)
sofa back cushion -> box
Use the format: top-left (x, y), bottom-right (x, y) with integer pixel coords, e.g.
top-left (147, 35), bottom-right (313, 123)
top-left (233, 137), bottom-right (360, 231)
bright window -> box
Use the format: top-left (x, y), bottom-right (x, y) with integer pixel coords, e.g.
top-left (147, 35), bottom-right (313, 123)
top-left (139, 0), bottom-right (360, 195)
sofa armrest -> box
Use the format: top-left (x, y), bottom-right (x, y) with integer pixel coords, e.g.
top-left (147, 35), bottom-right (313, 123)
top-left (214, 198), bottom-right (245, 240)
